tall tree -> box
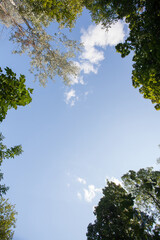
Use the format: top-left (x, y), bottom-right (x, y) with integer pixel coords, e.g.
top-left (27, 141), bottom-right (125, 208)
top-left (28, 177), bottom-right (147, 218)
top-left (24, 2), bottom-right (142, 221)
top-left (84, 0), bottom-right (160, 109)
top-left (0, 0), bottom-right (83, 85)
top-left (87, 168), bottom-right (160, 239)
top-left (0, 66), bottom-right (32, 194)
top-left (87, 181), bottom-right (155, 240)
top-left (0, 66), bottom-right (32, 239)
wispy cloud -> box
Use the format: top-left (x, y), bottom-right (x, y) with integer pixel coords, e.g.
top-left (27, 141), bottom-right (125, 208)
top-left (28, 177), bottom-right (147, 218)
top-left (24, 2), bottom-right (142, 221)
top-left (77, 177), bottom-right (86, 185)
top-left (75, 176), bottom-right (122, 203)
top-left (64, 89), bottom-right (78, 106)
top-left (77, 192), bottom-right (82, 200)
top-left (75, 177), bottom-right (101, 202)
top-left (65, 21), bottom-right (125, 105)
top-left (83, 185), bottom-right (102, 203)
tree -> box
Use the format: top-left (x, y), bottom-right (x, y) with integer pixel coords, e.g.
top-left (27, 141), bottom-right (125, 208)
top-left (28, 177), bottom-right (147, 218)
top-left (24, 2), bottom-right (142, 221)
top-left (87, 169), bottom-right (160, 240)
top-left (0, 197), bottom-right (17, 240)
top-left (0, 67), bottom-right (33, 122)
top-left (27, 0), bottom-right (84, 28)
top-left (0, 0), bottom-right (83, 85)
top-left (0, 133), bottom-right (22, 239)
top-left (84, 0), bottom-right (160, 109)
top-left (0, 66), bottom-right (31, 195)
top-left (0, 66), bottom-right (31, 239)
top-left (122, 167), bottom-right (160, 218)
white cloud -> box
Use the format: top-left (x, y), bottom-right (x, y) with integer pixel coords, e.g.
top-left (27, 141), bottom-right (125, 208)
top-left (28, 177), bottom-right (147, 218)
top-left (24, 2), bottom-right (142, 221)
top-left (77, 177), bottom-right (86, 185)
top-left (80, 61), bottom-right (98, 74)
top-left (65, 89), bottom-right (75, 102)
top-left (83, 185), bottom-right (102, 203)
top-left (79, 75), bottom-right (85, 85)
top-left (65, 21), bottom-right (125, 105)
top-left (69, 75), bottom-right (79, 85)
top-left (77, 192), bottom-right (82, 200)
top-left (80, 21), bottom-right (125, 72)
top-left (64, 89), bottom-right (78, 106)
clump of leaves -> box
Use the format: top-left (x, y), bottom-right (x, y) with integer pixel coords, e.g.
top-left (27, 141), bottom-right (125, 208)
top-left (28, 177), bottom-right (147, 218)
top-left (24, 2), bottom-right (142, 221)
top-left (0, 67), bottom-right (33, 122)
top-left (0, 197), bottom-right (17, 240)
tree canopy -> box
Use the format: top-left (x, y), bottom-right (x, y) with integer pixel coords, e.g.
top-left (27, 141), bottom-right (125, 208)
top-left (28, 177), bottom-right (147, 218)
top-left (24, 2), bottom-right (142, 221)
top-left (27, 0), bottom-right (84, 28)
top-left (84, 0), bottom-right (160, 109)
top-left (122, 167), bottom-right (160, 218)
top-left (87, 168), bottom-right (160, 240)
top-left (0, 0), bottom-right (82, 85)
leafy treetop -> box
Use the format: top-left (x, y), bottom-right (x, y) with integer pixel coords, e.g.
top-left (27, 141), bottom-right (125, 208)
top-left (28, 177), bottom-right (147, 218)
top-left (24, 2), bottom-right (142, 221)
top-left (84, 0), bottom-right (160, 109)
top-left (122, 167), bottom-right (160, 216)
top-left (87, 168), bottom-right (160, 240)
top-left (27, 0), bottom-right (84, 28)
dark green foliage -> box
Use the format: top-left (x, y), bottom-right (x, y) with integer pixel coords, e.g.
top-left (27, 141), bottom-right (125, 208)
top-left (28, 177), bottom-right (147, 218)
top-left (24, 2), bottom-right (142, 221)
top-left (87, 168), bottom-right (160, 240)
top-left (0, 67), bottom-right (33, 122)
top-left (87, 181), bottom-right (155, 240)
top-left (84, 0), bottom-right (160, 109)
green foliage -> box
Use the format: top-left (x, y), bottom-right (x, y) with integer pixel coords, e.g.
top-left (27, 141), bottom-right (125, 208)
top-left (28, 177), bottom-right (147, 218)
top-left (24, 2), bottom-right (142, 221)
top-left (0, 172), bottom-right (8, 197)
top-left (27, 0), bottom-right (84, 28)
top-left (0, 66), bottom-right (30, 238)
top-left (87, 181), bottom-right (155, 240)
top-left (122, 167), bottom-right (160, 217)
top-left (84, 0), bottom-right (160, 109)
top-left (0, 133), bottom-right (22, 196)
top-left (0, 133), bottom-right (22, 166)
top-left (87, 168), bottom-right (160, 239)
top-left (0, 67), bottom-right (33, 122)
top-left (0, 197), bottom-right (17, 240)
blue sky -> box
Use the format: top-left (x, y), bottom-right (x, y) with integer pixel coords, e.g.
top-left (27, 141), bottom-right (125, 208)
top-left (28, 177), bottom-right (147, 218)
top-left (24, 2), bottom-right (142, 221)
top-left (0, 9), bottom-right (160, 240)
